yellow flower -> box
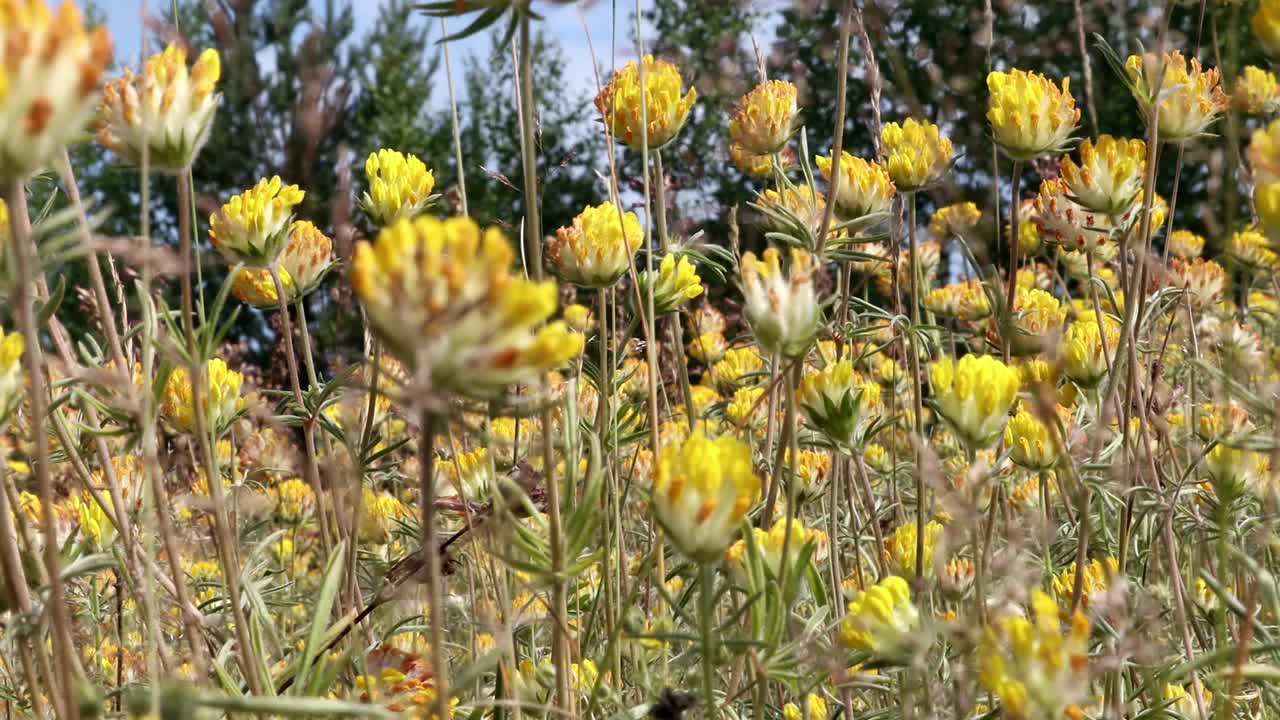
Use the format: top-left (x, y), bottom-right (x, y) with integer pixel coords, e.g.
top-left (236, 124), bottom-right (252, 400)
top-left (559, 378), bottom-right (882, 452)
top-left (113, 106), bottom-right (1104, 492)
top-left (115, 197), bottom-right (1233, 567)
top-left (273, 477), bottom-right (314, 522)
top-left (707, 346), bottom-right (764, 392)
top-left (816, 152), bottom-right (895, 220)
top-left (437, 447), bottom-right (496, 505)
top-left (230, 220), bottom-right (333, 307)
top-left (351, 216), bottom-right (583, 397)
top-left (1162, 683), bottom-right (1213, 719)
top-left (97, 43), bottom-right (220, 171)
top-left (595, 54), bottom-right (695, 150)
top-left (729, 142), bottom-right (774, 177)
top-left (358, 487), bottom-right (410, 544)
top-left (799, 360), bottom-right (882, 448)
top-left (1006, 287), bottom-right (1067, 356)
top-left (929, 202), bottom-right (981, 240)
top-left (725, 386), bottom-right (766, 430)
top-left (0, 0), bottom-right (112, 182)
top-left (786, 448), bottom-right (832, 503)
top-left (1033, 178), bottom-right (1122, 252)
top-left (686, 331), bottom-right (728, 365)
top-left (209, 176), bottom-right (306, 267)
top-left (1051, 557), bottom-right (1118, 607)
top-left (929, 354), bottom-right (1020, 449)
top-left (925, 280), bottom-right (991, 321)
top-left (1004, 403), bottom-right (1063, 471)
top-left (1248, 119), bottom-right (1280, 183)
top-left (1125, 51), bottom-right (1228, 141)
top-left (880, 118), bottom-right (953, 192)
top-left (756, 184), bottom-right (827, 244)
top-left (73, 492), bottom-right (115, 549)
top-left (548, 201), bottom-right (643, 288)
top-left (782, 696), bottom-right (828, 720)
top-left (1256, 182), bottom-right (1280, 245)
top-left (1059, 135), bottom-right (1146, 216)
top-left (638, 253), bottom-right (703, 315)
top-left (361, 149), bottom-right (435, 227)
top-left (1226, 229), bottom-right (1280, 272)
top-left (562, 303), bottom-right (592, 333)
top-left (986, 69), bottom-right (1079, 160)
top-left (1254, 0), bottom-right (1280, 59)
top-left (1234, 65), bottom-right (1280, 114)
top-left (838, 575), bottom-right (919, 657)
top-left (739, 247), bottom-right (820, 358)
top-left (883, 520), bottom-right (943, 578)
top-left (1061, 315), bottom-right (1119, 389)
top-left (1206, 444), bottom-right (1270, 500)
top-left (725, 517), bottom-right (827, 581)
top-left (978, 591), bottom-right (1091, 720)
top-left (0, 326), bottom-right (23, 425)
top-left (618, 356), bottom-right (650, 400)
top-left (729, 79), bottom-right (799, 155)
top-left (1170, 257), bottom-right (1228, 309)
top-left (1167, 229), bottom-right (1205, 258)
top-left (651, 431), bottom-right (761, 563)
top-left (162, 358), bottom-right (246, 435)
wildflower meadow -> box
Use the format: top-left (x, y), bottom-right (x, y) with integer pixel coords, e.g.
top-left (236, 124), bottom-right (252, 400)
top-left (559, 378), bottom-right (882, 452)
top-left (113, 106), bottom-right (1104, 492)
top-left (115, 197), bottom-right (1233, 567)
top-left (2, 0), bottom-right (1280, 718)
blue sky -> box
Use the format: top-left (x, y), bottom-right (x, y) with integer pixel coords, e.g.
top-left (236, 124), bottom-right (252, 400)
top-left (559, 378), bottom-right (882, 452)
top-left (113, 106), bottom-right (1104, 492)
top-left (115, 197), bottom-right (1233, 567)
top-left (98, 0), bottom-right (645, 103)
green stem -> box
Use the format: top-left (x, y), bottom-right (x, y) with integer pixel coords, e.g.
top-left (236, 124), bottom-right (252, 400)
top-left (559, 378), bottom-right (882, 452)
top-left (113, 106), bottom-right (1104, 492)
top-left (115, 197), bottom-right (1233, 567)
top-left (699, 564), bottom-right (718, 719)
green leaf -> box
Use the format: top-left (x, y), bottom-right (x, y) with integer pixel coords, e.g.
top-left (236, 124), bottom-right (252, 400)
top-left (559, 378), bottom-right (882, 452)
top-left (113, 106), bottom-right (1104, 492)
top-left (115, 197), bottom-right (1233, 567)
top-left (297, 540), bottom-right (347, 695)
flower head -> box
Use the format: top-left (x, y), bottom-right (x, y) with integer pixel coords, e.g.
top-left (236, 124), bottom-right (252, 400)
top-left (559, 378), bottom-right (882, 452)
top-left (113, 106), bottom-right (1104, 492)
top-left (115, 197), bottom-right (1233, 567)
top-left (1051, 557), bottom-right (1118, 608)
top-left (651, 431), bottom-right (761, 563)
top-left (162, 358), bottom-right (245, 435)
top-left (739, 247), bottom-right (820, 358)
top-left (986, 69), bottom-right (1079, 160)
top-left (231, 220), bottom-right (333, 307)
top-left (929, 354), bottom-right (1021, 449)
top-left (1125, 51), bottom-right (1228, 141)
top-left (1033, 177), bottom-right (1127, 252)
top-left (548, 201), bottom-right (643, 288)
top-left (884, 520), bottom-right (943, 578)
top-left (97, 43), bottom-right (220, 171)
top-left (595, 54), bottom-right (696, 150)
top-left (925, 280), bottom-right (991, 321)
top-left (1004, 402), bottom-right (1063, 470)
top-left (1254, 0), bottom-right (1280, 59)
top-left (880, 119), bottom-right (953, 192)
top-left (1170, 257), bottom-right (1228, 309)
top-left (637, 253), bottom-right (703, 315)
top-left (361, 149), bottom-right (435, 227)
top-left (209, 176), bottom-right (306, 267)
top-left (978, 591), bottom-right (1092, 720)
top-left (0, 0), bottom-right (112, 182)
top-left (0, 327), bottom-right (22, 426)
top-left (1167, 229), bottom-right (1205, 258)
top-left (1006, 287), bottom-right (1067, 355)
top-left (799, 360), bottom-right (882, 447)
top-left (1226, 229), bottom-right (1280, 272)
top-left (729, 142), bottom-right (775, 177)
top-left (816, 152), bottom-right (895, 219)
top-left (1248, 119), bottom-right (1280, 184)
top-left (725, 517), bottom-right (827, 581)
top-left (1060, 135), bottom-right (1146, 216)
top-left (1062, 314), bottom-right (1120, 389)
top-left (708, 346), bottom-right (764, 393)
top-left (351, 216), bottom-right (583, 397)
top-left (729, 79), bottom-right (799, 156)
top-left (839, 576), bottom-right (919, 658)
top-left (929, 202), bottom-right (981, 240)
top-left (1234, 65), bottom-right (1279, 114)
top-left (1256, 182), bottom-right (1280, 245)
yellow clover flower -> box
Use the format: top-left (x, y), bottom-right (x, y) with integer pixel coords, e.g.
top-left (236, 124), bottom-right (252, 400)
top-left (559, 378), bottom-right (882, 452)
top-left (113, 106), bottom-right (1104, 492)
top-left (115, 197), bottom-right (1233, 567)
top-left (161, 358), bottom-right (246, 435)
top-left (978, 591), bottom-right (1091, 720)
top-left (547, 201), bottom-right (643, 288)
top-left (637, 253), bottom-right (703, 315)
top-left (924, 280), bottom-right (991, 321)
top-left (595, 54), bottom-right (696, 150)
top-left (928, 354), bottom-right (1020, 449)
top-left (1256, 182), bottom-right (1280, 245)
top-left (230, 220), bottom-right (333, 307)
top-left (986, 69), bottom-right (1079, 160)
top-left (1004, 402), bottom-right (1063, 471)
top-left (883, 520), bottom-right (943, 578)
top-left (1061, 314), bottom-right (1120, 389)
top-left (1125, 51), bottom-right (1228, 142)
top-left (0, 0), bottom-right (112, 182)
top-left (724, 517), bottom-right (827, 582)
top-left (209, 176), bottom-right (306, 267)
top-left (1170, 257), bottom-right (1228, 309)
top-left (1033, 177), bottom-right (1123, 252)
top-left (1226, 228), bottom-right (1280, 272)
top-left (729, 79), bottom-right (799, 156)
top-left (739, 247), bottom-right (820, 358)
top-left (97, 43), bottom-right (221, 171)
top-left (1234, 65), bottom-right (1280, 114)
top-left (1059, 135), bottom-right (1146, 216)
top-left (1254, 0), bottom-right (1280, 59)
top-left (361, 148), bottom-right (435, 227)
top-left (880, 118), bottom-right (953, 192)
top-left (352, 216), bottom-right (582, 398)
top-left (929, 201), bottom-right (981, 240)
top-left (838, 575), bottom-right (919, 658)
top-left (1167, 229), bottom-right (1205, 258)
top-left (1007, 287), bottom-right (1067, 356)
top-left (0, 326), bottom-right (23, 426)
top-left (651, 430), bottom-right (761, 563)
top-left (816, 152), bottom-right (895, 220)
top-left (1051, 557), bottom-right (1118, 608)
top-left (798, 360), bottom-right (882, 448)
top-left (707, 346), bottom-right (764, 393)
top-left (729, 142), bottom-right (774, 177)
